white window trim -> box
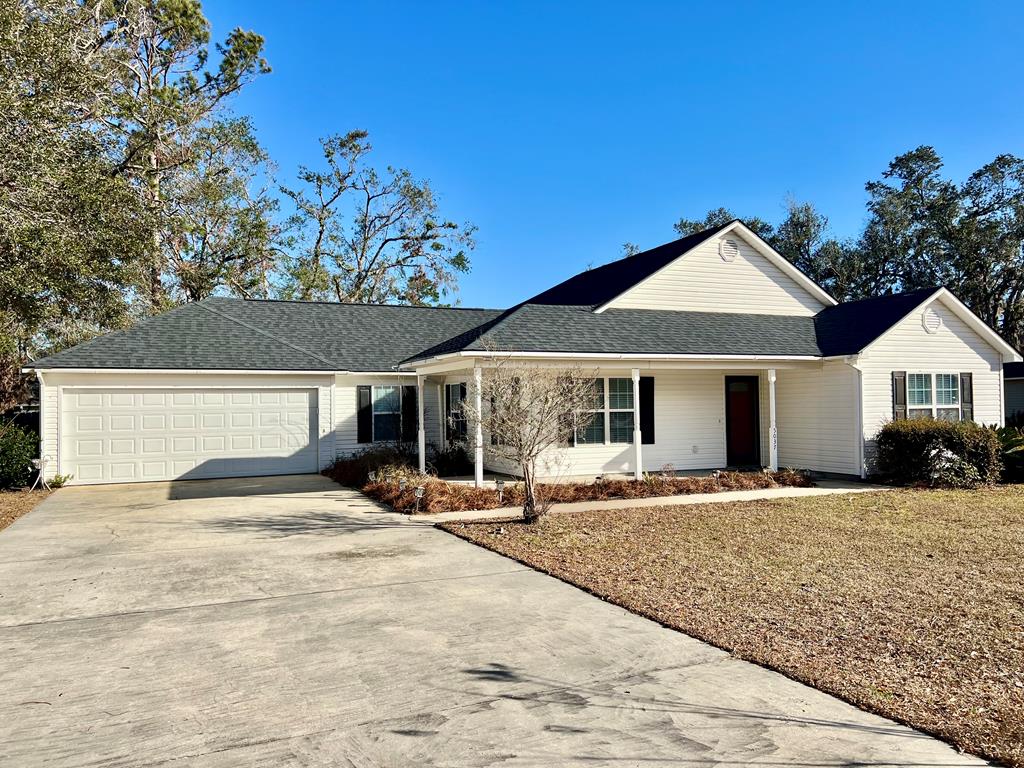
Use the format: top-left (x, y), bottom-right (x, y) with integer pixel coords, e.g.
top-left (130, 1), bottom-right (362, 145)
top-left (907, 372), bottom-right (962, 421)
top-left (574, 377), bottom-right (635, 446)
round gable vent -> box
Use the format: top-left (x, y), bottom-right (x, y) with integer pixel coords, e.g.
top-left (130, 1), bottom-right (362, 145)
top-left (719, 238), bottom-right (740, 262)
top-left (922, 307), bottom-right (942, 334)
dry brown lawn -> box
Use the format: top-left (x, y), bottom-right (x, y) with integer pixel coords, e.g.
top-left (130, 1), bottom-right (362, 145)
top-left (440, 488), bottom-right (1024, 767)
top-left (0, 489), bottom-right (51, 533)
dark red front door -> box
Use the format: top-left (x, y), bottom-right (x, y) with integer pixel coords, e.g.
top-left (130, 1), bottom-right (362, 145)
top-left (725, 376), bottom-right (760, 467)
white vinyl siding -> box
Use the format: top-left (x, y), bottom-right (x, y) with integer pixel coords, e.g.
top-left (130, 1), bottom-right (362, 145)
top-left (775, 361), bottom-right (860, 475)
top-left (334, 374), bottom-right (442, 456)
top-left (486, 370), bottom-right (768, 477)
top-left (605, 232), bottom-right (827, 316)
top-left (860, 297), bottom-right (1004, 470)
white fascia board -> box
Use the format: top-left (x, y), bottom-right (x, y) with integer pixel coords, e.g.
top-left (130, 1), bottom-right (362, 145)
top-left (25, 367), bottom-right (348, 375)
top-left (860, 288), bottom-right (1023, 362)
top-left (346, 371), bottom-right (419, 376)
top-left (405, 350), bottom-right (821, 366)
top-left (593, 220), bottom-right (838, 314)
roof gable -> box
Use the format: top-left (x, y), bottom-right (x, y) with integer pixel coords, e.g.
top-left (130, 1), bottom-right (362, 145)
top-left (596, 221), bottom-right (836, 315)
top-left (814, 287), bottom-right (1021, 361)
top-left (521, 223), bottom-right (731, 308)
top-left (813, 287), bottom-right (940, 357)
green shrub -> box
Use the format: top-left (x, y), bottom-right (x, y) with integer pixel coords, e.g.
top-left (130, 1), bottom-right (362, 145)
top-left (0, 422), bottom-right (37, 489)
top-left (996, 426), bottom-right (1024, 483)
top-left (873, 419), bottom-right (1001, 488)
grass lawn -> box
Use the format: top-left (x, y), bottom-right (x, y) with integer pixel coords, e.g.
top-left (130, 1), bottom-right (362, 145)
top-left (440, 488), bottom-right (1024, 767)
top-left (0, 489), bottom-right (51, 533)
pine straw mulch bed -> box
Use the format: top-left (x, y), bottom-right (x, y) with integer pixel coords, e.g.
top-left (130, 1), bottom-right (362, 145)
top-left (0, 489), bottom-right (51, 533)
top-left (439, 488), bottom-right (1024, 767)
top-left (335, 469), bottom-right (812, 515)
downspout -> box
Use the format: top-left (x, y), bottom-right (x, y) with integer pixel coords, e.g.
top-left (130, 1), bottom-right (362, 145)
top-left (34, 370), bottom-right (49, 478)
top-left (845, 357), bottom-right (866, 479)
top-left (999, 354), bottom-right (1006, 428)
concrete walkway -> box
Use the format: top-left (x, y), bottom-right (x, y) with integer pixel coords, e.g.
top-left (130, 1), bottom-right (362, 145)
top-left (423, 478), bottom-right (891, 522)
top-left (0, 475), bottom-right (980, 767)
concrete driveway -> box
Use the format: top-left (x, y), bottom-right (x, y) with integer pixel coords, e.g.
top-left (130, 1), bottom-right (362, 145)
top-left (0, 475), bottom-right (984, 767)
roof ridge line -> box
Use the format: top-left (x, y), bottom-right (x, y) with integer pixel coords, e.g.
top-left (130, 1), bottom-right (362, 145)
top-left (195, 301), bottom-right (338, 368)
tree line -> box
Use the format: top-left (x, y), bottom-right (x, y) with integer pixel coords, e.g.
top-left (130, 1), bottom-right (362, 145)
top-left (3, 1), bottom-right (1024, 414)
top-left (671, 147), bottom-right (1024, 349)
top-left (0, 0), bottom-right (474, 408)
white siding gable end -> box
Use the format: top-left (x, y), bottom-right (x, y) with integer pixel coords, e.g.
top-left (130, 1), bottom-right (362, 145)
top-left (598, 224), bottom-right (834, 316)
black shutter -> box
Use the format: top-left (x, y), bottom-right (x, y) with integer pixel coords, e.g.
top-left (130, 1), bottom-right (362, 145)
top-left (639, 376), bottom-right (655, 444)
top-left (960, 372), bottom-right (973, 422)
top-left (401, 385), bottom-right (417, 443)
top-left (357, 385), bottom-right (372, 443)
top-left (892, 371), bottom-right (907, 420)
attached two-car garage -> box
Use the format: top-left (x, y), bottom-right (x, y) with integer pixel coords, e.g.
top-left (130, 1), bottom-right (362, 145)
top-left (36, 371), bottom-right (333, 486)
top-left (61, 387), bottom-right (319, 484)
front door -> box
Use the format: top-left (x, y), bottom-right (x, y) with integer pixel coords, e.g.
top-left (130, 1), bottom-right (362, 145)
top-left (725, 376), bottom-right (760, 467)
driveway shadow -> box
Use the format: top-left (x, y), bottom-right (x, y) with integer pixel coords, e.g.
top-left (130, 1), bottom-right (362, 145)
top-left (198, 508), bottom-right (413, 538)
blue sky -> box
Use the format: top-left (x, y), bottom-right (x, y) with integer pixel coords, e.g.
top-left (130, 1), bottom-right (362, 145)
top-left (205, 1), bottom-right (1024, 309)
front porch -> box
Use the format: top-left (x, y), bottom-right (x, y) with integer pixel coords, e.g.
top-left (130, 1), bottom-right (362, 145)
top-left (406, 356), bottom-right (864, 486)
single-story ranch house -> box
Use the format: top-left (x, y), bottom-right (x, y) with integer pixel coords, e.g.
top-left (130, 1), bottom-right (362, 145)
top-left (27, 220), bottom-right (1021, 486)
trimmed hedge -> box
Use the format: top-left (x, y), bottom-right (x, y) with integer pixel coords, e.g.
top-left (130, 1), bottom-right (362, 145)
top-left (873, 419), bottom-right (1001, 488)
top-left (0, 422), bottom-right (37, 489)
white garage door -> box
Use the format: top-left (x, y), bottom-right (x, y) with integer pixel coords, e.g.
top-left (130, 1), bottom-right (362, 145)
top-left (61, 388), bottom-right (318, 484)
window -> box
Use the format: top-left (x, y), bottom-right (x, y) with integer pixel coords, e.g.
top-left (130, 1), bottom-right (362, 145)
top-left (908, 374), bottom-right (932, 419)
top-left (575, 377), bottom-right (634, 445)
top-left (936, 374), bottom-right (960, 421)
top-left (576, 379), bottom-right (605, 444)
top-left (608, 378), bottom-right (634, 444)
top-left (372, 385), bottom-right (401, 441)
top-left (445, 383), bottom-right (467, 443)
top-left (907, 373), bottom-right (961, 421)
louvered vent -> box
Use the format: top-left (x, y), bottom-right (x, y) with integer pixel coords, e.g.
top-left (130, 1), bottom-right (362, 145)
top-left (719, 238), bottom-right (739, 262)
top-left (922, 307), bottom-right (942, 334)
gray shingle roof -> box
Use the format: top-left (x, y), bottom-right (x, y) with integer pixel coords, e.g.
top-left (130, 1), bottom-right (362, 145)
top-left (404, 304), bottom-right (823, 362)
top-left (813, 287), bottom-right (940, 357)
top-left (28, 220), bottom-right (994, 372)
top-left (27, 298), bottom-right (503, 372)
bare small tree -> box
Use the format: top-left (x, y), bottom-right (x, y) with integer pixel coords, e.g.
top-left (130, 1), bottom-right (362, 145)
top-left (463, 358), bottom-right (599, 523)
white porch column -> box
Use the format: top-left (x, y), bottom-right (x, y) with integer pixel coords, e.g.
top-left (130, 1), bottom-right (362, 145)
top-left (473, 366), bottom-right (484, 487)
top-left (632, 368), bottom-right (642, 480)
top-left (768, 368), bottom-right (778, 471)
top-left (416, 374), bottom-right (426, 473)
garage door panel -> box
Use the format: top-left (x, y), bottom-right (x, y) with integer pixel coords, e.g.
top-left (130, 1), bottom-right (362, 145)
top-left (109, 414), bottom-right (135, 431)
top-left (142, 414), bottom-right (166, 430)
top-left (109, 439), bottom-right (136, 455)
top-left (76, 415), bottom-right (103, 432)
top-left (62, 387), bottom-right (318, 484)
